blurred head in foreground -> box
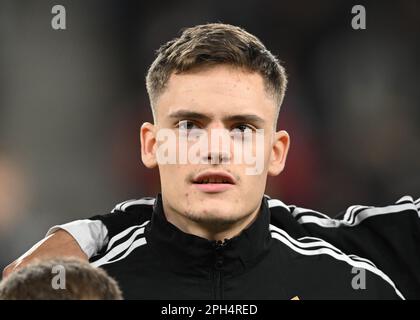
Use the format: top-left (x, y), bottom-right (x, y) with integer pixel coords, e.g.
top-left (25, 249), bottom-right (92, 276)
top-left (0, 258), bottom-right (123, 300)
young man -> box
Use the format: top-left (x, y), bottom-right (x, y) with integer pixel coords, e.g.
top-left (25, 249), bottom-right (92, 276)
top-left (4, 23), bottom-right (420, 299)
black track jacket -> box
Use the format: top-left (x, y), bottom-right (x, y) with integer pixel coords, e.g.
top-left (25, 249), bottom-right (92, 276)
top-left (88, 194), bottom-right (420, 299)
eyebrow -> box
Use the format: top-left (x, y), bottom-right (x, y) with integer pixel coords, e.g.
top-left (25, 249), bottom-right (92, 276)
top-left (168, 109), bottom-right (266, 126)
top-left (168, 110), bottom-right (212, 122)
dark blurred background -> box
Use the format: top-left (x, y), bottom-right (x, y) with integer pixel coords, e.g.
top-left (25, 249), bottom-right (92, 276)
top-left (0, 0), bottom-right (419, 269)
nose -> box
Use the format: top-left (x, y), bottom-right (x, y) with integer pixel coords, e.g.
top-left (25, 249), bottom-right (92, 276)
top-left (205, 150), bottom-right (230, 164)
top-left (202, 122), bottom-right (231, 164)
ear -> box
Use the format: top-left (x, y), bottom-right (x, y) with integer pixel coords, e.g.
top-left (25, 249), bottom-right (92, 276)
top-left (140, 122), bottom-right (158, 168)
top-left (267, 130), bottom-right (290, 176)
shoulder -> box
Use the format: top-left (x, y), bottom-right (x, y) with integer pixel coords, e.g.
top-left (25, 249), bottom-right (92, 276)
top-left (89, 197), bottom-right (156, 268)
top-left (265, 194), bottom-right (420, 299)
top-left (266, 194), bottom-right (420, 229)
top-left (111, 197), bottom-right (156, 217)
top-left (90, 196), bottom-right (156, 241)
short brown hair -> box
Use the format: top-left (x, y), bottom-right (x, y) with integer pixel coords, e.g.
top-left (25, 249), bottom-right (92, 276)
top-left (146, 23), bottom-right (287, 118)
top-left (0, 258), bottom-right (123, 300)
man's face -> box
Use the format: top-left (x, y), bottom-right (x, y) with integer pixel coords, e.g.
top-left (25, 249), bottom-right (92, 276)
top-left (141, 65), bottom-right (289, 228)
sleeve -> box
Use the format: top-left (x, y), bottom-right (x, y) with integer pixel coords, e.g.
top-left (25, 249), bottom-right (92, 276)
top-left (308, 195), bottom-right (420, 299)
top-left (46, 219), bottom-right (108, 258)
top-left (45, 200), bottom-right (152, 259)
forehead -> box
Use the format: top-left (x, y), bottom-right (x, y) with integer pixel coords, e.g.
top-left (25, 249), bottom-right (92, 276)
top-left (155, 65), bottom-right (276, 121)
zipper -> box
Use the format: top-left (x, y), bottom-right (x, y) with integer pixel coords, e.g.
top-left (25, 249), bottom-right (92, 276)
top-left (212, 269), bottom-right (223, 299)
top-left (212, 239), bottom-right (229, 299)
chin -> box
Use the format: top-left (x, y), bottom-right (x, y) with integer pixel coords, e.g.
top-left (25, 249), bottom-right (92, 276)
top-left (186, 205), bottom-right (243, 223)
top-left (188, 213), bottom-right (242, 228)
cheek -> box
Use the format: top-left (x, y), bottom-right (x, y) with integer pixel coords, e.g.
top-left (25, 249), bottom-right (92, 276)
top-left (159, 165), bottom-right (182, 190)
top-left (252, 174), bottom-right (267, 187)
top-left (166, 164), bottom-right (193, 185)
top-left (254, 137), bottom-right (272, 171)
top-left (264, 136), bottom-right (274, 160)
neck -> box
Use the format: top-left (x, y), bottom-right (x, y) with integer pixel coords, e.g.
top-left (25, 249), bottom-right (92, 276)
top-left (162, 198), bottom-right (261, 241)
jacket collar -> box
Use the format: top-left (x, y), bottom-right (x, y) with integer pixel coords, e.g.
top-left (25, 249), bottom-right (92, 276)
top-left (147, 193), bottom-right (272, 275)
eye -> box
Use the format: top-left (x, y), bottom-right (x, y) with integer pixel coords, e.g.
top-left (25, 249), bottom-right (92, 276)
top-left (177, 120), bottom-right (200, 131)
top-left (231, 124), bottom-right (255, 133)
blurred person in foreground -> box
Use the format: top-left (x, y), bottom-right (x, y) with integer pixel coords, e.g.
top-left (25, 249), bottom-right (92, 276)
top-left (0, 258), bottom-right (122, 300)
top-left (3, 23), bottom-right (420, 299)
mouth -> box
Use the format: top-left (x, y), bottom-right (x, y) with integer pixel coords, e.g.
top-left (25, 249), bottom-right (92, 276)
top-left (192, 171), bottom-right (236, 193)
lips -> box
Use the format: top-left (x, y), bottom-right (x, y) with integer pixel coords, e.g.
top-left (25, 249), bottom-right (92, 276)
top-left (192, 171), bottom-right (236, 193)
top-left (192, 171), bottom-right (236, 185)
